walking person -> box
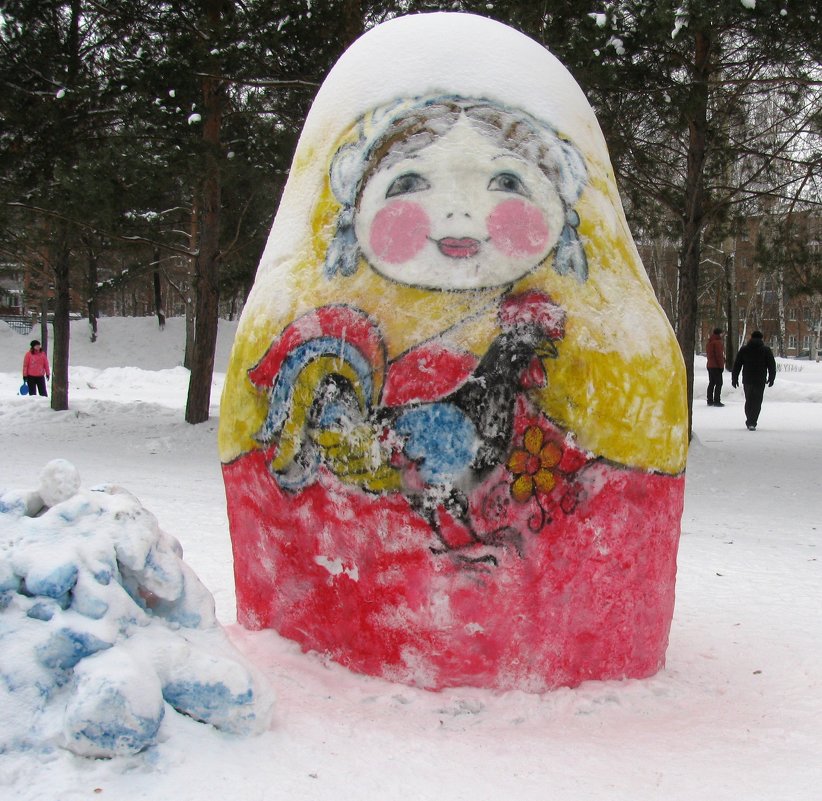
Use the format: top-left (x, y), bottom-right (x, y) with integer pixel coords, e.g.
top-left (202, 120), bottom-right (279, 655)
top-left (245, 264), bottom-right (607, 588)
top-left (706, 327), bottom-right (726, 406)
top-left (731, 330), bottom-right (776, 431)
top-left (22, 339), bottom-right (50, 397)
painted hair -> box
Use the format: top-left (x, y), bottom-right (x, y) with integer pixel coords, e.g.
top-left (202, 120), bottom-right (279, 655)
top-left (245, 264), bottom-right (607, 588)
top-left (325, 96), bottom-right (589, 282)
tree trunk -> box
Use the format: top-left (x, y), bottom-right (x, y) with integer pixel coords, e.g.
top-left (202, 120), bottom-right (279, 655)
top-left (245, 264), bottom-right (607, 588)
top-left (40, 296), bottom-right (49, 355)
top-left (153, 247), bottom-right (165, 329)
top-left (677, 27), bottom-right (712, 439)
top-left (184, 290), bottom-right (195, 369)
top-left (724, 249), bottom-right (737, 370)
top-left (51, 225), bottom-right (71, 411)
top-left (48, 0), bottom-right (81, 410)
top-left (340, 0), bottom-right (363, 50)
top-left (183, 203), bottom-right (198, 368)
top-left (185, 21), bottom-right (225, 424)
top-left (776, 268), bottom-right (786, 357)
top-left (87, 246), bottom-right (98, 343)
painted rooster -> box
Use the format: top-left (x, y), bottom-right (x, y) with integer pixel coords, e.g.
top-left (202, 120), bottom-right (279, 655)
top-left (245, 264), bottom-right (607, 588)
top-left (249, 292), bottom-right (566, 558)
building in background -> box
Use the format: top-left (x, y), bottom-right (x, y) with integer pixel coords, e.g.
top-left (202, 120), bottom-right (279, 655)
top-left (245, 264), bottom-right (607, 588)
top-left (640, 209), bottom-right (822, 360)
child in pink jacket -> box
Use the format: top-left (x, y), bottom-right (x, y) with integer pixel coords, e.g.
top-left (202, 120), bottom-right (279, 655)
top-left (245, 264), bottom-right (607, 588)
top-left (23, 339), bottom-right (50, 397)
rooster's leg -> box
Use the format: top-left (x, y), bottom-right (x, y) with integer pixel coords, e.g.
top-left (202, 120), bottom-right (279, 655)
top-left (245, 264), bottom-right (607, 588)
top-left (412, 490), bottom-right (500, 567)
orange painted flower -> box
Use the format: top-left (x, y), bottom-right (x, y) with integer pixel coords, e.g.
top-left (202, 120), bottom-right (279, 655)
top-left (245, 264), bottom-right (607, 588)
top-left (507, 426), bottom-right (563, 503)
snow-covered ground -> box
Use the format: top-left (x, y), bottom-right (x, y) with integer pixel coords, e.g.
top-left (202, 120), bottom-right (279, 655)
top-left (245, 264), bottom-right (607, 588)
top-left (1, 316), bottom-right (820, 801)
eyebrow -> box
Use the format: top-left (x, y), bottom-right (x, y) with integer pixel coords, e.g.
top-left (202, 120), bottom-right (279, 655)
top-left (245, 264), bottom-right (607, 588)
top-left (377, 152), bottom-right (420, 173)
top-left (491, 153), bottom-right (527, 163)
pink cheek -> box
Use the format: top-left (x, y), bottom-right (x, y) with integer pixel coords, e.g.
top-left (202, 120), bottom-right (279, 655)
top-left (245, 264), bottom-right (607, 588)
top-left (369, 201), bottom-right (431, 264)
top-left (487, 198), bottom-right (550, 258)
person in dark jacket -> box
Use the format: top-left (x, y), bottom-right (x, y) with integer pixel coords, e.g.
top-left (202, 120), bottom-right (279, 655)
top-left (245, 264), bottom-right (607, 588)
top-left (731, 330), bottom-right (776, 430)
top-left (706, 327), bottom-right (726, 406)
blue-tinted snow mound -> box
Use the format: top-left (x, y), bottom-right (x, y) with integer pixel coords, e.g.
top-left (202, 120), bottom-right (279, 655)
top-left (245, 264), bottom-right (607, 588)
top-left (0, 460), bottom-right (274, 758)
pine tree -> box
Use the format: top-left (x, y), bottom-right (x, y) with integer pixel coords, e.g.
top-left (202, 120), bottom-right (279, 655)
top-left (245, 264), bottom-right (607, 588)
top-left (0, 1), bottom-right (139, 409)
top-left (554, 1), bottom-right (822, 435)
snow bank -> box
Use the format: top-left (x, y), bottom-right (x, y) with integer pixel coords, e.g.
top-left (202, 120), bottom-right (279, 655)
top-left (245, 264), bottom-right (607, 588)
top-left (0, 460), bottom-right (274, 758)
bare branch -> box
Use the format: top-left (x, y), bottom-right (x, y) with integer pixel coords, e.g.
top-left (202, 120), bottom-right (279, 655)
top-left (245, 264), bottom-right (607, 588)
top-left (5, 202), bottom-right (196, 257)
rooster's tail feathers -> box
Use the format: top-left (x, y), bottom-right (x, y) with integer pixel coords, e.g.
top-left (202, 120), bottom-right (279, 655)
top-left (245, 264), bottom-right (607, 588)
top-left (247, 307), bottom-right (386, 485)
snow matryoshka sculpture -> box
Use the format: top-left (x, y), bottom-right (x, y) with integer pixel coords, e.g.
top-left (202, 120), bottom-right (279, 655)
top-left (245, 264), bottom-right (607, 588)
top-left (219, 13), bottom-right (688, 691)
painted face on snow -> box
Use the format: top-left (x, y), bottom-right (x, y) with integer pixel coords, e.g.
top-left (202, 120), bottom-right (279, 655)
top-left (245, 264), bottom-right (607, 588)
top-left (354, 116), bottom-right (566, 291)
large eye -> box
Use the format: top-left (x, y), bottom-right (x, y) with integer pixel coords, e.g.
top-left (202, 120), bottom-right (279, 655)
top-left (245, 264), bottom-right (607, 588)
top-left (488, 171), bottom-right (529, 197)
top-left (385, 172), bottom-right (431, 198)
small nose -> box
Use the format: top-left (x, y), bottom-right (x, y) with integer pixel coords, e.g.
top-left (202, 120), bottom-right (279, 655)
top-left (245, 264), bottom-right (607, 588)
top-left (446, 211), bottom-right (471, 219)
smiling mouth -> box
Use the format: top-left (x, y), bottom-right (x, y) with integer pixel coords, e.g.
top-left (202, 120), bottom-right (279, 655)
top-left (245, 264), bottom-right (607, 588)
top-left (436, 237), bottom-right (481, 259)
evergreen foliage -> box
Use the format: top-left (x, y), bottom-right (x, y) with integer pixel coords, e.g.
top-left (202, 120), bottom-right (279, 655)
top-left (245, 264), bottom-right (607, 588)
top-left (1, 1), bottom-right (820, 426)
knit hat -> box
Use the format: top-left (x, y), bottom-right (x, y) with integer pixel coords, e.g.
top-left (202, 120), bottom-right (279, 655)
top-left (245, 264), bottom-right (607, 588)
top-left (751, 331), bottom-right (763, 339)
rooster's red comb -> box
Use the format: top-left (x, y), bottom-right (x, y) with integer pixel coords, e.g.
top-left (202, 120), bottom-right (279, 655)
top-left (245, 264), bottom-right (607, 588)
top-left (498, 291), bottom-right (566, 340)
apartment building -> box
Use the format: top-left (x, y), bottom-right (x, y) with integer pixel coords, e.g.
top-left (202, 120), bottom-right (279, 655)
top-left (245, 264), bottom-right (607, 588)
top-left (640, 209), bottom-right (822, 359)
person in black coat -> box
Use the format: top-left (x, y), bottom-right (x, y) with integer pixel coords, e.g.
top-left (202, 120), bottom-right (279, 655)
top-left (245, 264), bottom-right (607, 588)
top-left (731, 330), bottom-right (776, 430)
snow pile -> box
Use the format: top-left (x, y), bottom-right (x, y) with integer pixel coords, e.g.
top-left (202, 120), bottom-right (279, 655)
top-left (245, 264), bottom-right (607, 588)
top-left (0, 459), bottom-right (274, 758)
